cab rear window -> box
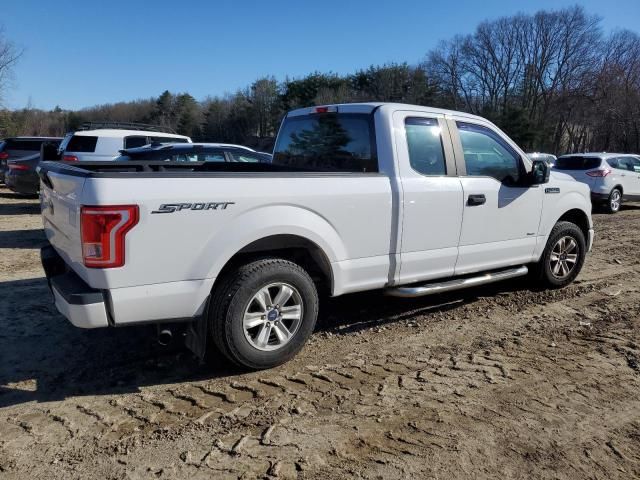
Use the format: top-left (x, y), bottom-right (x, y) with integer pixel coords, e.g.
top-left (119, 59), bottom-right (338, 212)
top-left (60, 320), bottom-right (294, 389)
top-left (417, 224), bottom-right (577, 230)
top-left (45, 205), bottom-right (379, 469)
top-left (554, 157), bottom-right (601, 170)
top-left (66, 136), bottom-right (98, 152)
top-left (273, 113), bottom-right (377, 173)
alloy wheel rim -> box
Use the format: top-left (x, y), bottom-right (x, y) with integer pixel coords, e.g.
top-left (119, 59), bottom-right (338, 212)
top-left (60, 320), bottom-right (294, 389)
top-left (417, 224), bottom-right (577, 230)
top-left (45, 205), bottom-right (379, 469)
top-left (611, 191), bottom-right (621, 211)
top-left (550, 236), bottom-right (579, 279)
top-left (242, 282), bottom-right (303, 351)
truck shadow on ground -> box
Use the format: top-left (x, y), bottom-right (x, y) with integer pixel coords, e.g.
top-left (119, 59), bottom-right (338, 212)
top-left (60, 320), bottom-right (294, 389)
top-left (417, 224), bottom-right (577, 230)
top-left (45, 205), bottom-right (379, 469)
top-left (0, 191), bottom-right (38, 200)
top-left (0, 229), bottom-right (47, 249)
top-left (0, 202), bottom-right (41, 216)
top-left (0, 274), bottom-right (533, 409)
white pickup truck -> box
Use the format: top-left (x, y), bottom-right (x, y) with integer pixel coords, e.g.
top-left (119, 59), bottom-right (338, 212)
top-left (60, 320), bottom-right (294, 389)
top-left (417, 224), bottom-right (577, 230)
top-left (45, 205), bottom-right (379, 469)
top-left (38, 103), bottom-right (594, 370)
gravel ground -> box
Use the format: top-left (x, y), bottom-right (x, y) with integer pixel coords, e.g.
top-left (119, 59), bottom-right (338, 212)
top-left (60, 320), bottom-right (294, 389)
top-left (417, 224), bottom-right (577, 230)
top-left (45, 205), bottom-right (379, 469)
top-left (0, 185), bottom-right (638, 479)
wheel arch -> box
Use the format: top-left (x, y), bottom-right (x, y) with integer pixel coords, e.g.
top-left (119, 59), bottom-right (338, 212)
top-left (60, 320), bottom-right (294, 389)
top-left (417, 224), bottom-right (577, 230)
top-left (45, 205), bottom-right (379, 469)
top-left (214, 234), bottom-right (334, 295)
top-left (557, 208), bottom-right (590, 242)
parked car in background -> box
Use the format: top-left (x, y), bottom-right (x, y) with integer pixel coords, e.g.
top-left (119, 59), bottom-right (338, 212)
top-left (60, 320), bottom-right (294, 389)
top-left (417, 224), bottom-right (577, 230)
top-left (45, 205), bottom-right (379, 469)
top-left (553, 153), bottom-right (640, 213)
top-left (5, 138), bottom-right (62, 195)
top-left (115, 143), bottom-right (272, 163)
top-left (1, 137), bottom-right (61, 184)
top-left (527, 152), bottom-right (557, 167)
top-left (39, 102), bottom-right (593, 370)
top-left (58, 122), bottom-right (191, 162)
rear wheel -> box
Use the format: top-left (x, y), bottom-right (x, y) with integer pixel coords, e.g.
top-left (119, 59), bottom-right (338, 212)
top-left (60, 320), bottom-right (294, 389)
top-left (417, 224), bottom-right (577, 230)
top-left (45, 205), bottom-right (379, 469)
top-left (605, 188), bottom-right (622, 213)
top-left (535, 221), bottom-right (586, 288)
top-left (209, 258), bottom-right (319, 370)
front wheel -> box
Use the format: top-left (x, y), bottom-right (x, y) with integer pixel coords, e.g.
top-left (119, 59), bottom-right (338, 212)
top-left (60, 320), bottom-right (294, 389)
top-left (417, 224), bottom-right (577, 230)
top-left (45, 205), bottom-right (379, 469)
top-left (534, 221), bottom-right (587, 288)
top-left (209, 258), bottom-right (319, 370)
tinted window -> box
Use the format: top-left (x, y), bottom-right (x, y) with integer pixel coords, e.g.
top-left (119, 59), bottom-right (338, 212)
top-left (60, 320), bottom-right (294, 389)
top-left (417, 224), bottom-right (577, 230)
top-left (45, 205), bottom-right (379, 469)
top-left (124, 136), bottom-right (149, 149)
top-left (125, 149), bottom-right (223, 162)
top-left (606, 158), bottom-right (619, 169)
top-left (65, 135), bottom-right (98, 153)
top-left (457, 122), bottom-right (520, 183)
top-left (229, 151), bottom-right (262, 163)
top-left (273, 113), bottom-right (377, 173)
top-left (5, 139), bottom-right (48, 151)
top-left (554, 156), bottom-right (602, 170)
top-left (151, 136), bottom-right (189, 144)
top-left (405, 118), bottom-right (446, 175)
top-left (615, 157), bottom-right (640, 172)
top-left (201, 153), bottom-right (225, 162)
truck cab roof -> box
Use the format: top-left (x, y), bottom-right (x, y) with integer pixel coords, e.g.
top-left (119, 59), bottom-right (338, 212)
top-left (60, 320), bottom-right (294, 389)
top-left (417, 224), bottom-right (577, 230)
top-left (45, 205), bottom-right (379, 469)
top-left (287, 102), bottom-right (489, 123)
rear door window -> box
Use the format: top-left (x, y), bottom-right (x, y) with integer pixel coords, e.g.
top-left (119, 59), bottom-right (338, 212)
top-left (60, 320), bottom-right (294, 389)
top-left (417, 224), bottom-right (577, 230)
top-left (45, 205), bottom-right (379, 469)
top-left (229, 151), bottom-right (262, 163)
top-left (554, 157), bottom-right (602, 170)
top-left (405, 118), bottom-right (446, 175)
top-left (65, 135), bottom-right (98, 152)
top-left (616, 157), bottom-right (640, 172)
top-left (124, 136), bottom-right (149, 149)
top-left (273, 113), bottom-right (377, 173)
top-left (151, 136), bottom-right (189, 144)
top-left (201, 153), bottom-right (226, 162)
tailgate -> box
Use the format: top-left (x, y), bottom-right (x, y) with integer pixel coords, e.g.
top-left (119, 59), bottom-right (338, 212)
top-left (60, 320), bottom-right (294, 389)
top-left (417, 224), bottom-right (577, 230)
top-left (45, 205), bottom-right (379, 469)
top-left (39, 163), bottom-right (86, 271)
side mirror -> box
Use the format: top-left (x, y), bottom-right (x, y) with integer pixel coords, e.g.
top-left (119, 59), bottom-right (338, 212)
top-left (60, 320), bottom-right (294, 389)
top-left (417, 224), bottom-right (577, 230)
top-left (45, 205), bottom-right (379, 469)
top-left (529, 159), bottom-right (550, 185)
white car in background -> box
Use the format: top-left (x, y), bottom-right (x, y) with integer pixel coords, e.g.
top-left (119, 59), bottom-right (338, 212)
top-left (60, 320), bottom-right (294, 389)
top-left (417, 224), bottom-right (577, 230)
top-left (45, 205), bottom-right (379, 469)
top-left (527, 152), bottom-right (557, 167)
top-left (58, 122), bottom-right (191, 162)
top-left (553, 153), bottom-right (640, 213)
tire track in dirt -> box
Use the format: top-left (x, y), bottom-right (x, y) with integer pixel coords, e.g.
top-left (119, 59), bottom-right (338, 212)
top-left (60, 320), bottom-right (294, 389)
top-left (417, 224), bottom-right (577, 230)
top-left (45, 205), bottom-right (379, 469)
top-left (2, 193), bottom-right (640, 478)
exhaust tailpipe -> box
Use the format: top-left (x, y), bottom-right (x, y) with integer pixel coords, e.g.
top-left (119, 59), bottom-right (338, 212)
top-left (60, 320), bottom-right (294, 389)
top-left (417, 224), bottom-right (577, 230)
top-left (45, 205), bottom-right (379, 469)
top-left (157, 328), bottom-right (173, 346)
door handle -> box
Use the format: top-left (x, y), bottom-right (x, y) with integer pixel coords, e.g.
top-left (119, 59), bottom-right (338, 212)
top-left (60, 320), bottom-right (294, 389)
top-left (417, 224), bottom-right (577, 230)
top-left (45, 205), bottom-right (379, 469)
top-left (467, 194), bottom-right (486, 206)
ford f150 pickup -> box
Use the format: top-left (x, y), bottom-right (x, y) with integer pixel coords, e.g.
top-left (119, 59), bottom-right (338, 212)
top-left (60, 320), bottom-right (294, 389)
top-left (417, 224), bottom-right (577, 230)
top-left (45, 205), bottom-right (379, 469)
top-left (38, 103), bottom-right (594, 369)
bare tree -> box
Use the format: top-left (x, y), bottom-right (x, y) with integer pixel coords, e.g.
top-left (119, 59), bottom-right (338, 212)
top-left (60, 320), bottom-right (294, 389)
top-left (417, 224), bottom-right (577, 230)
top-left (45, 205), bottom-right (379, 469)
top-left (0, 26), bottom-right (23, 106)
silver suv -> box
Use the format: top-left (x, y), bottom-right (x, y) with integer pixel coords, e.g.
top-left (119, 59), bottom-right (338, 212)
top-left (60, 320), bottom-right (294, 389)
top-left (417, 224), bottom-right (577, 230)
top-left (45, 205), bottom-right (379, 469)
top-left (553, 153), bottom-right (640, 213)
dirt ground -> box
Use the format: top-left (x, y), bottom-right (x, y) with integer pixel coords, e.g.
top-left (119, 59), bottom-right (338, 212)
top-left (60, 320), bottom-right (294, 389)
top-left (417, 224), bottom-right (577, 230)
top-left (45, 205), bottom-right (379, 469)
top-left (0, 186), bottom-right (638, 480)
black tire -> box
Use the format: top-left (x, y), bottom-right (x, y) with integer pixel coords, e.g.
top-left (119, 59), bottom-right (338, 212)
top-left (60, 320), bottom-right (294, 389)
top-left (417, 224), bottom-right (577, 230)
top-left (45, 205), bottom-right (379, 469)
top-left (209, 258), bottom-right (319, 370)
top-left (605, 188), bottom-right (622, 214)
top-left (534, 221), bottom-right (586, 288)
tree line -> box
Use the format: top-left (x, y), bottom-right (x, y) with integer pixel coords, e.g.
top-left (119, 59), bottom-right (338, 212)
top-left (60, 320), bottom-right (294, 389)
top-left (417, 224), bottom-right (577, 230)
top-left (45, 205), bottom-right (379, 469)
top-left (1, 5), bottom-right (639, 154)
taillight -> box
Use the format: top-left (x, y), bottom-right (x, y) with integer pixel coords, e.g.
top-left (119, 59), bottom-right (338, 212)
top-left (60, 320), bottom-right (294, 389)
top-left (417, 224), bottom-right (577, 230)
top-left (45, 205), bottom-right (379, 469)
top-left (0, 152), bottom-right (8, 160)
top-left (586, 168), bottom-right (611, 177)
top-left (8, 163), bottom-right (29, 171)
top-left (63, 155), bottom-right (78, 161)
top-left (80, 205), bottom-right (139, 268)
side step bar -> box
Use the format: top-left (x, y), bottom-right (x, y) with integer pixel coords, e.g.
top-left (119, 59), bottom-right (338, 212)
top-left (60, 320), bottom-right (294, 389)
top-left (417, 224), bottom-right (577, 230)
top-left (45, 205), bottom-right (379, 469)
top-left (385, 266), bottom-right (529, 298)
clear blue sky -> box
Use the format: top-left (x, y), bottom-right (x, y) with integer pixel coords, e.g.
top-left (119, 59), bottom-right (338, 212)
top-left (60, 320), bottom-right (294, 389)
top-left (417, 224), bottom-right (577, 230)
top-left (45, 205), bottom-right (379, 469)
top-left (3, 0), bottom-right (640, 110)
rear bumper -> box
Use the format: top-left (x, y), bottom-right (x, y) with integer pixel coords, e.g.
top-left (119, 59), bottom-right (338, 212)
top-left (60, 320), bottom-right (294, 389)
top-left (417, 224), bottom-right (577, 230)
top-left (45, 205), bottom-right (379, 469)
top-left (41, 245), bottom-right (109, 328)
top-left (41, 244), bottom-right (214, 328)
top-left (588, 228), bottom-right (595, 252)
top-left (5, 171), bottom-right (39, 195)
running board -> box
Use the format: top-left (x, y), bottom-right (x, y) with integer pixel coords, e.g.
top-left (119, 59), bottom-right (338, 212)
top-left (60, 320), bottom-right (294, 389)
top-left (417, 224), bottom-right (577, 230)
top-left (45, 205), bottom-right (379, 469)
top-left (385, 266), bottom-right (529, 298)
